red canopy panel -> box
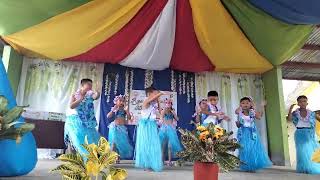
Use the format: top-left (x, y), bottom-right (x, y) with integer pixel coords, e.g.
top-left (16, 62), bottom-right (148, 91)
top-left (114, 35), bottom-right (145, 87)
top-left (170, 0), bottom-right (214, 72)
top-left (68, 0), bottom-right (168, 63)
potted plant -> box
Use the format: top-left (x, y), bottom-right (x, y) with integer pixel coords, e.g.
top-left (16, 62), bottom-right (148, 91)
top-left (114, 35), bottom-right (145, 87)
top-left (51, 136), bottom-right (128, 180)
top-left (0, 95), bottom-right (34, 143)
top-left (177, 122), bottom-right (241, 180)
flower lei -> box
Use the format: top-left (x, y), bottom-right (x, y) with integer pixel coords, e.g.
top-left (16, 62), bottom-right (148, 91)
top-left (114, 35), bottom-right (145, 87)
top-left (295, 109), bottom-right (311, 122)
top-left (113, 94), bottom-right (126, 104)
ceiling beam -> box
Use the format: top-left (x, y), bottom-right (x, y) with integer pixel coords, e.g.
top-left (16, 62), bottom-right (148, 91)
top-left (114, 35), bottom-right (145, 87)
top-left (282, 61), bottom-right (320, 68)
top-left (282, 77), bottom-right (319, 81)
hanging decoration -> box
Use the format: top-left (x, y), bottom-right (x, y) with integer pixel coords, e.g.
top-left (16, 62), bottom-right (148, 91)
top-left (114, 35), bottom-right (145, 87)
top-left (144, 70), bottom-right (154, 88)
top-left (130, 70), bottom-right (134, 91)
top-left (187, 80), bottom-right (191, 103)
top-left (182, 73), bottom-right (186, 95)
top-left (190, 76), bottom-right (194, 99)
top-left (124, 69), bottom-right (130, 97)
top-left (178, 73), bottom-right (182, 95)
top-left (114, 73), bottom-right (119, 95)
top-left (170, 70), bottom-right (176, 92)
top-left (104, 74), bottom-right (109, 96)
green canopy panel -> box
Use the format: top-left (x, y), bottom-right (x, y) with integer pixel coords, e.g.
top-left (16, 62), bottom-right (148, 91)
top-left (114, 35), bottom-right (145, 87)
top-left (222, 0), bottom-right (314, 65)
top-left (0, 0), bottom-right (89, 35)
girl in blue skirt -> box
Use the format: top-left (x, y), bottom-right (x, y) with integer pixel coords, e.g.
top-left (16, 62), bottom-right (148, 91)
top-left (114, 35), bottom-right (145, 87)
top-left (64, 79), bottom-right (101, 156)
top-left (288, 95), bottom-right (320, 174)
top-left (135, 86), bottom-right (164, 172)
top-left (107, 95), bottom-right (133, 161)
top-left (159, 99), bottom-right (182, 166)
top-left (236, 97), bottom-right (272, 172)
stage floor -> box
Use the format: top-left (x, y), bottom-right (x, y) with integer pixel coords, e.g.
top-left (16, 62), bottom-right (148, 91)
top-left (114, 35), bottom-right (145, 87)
top-left (1, 160), bottom-right (319, 180)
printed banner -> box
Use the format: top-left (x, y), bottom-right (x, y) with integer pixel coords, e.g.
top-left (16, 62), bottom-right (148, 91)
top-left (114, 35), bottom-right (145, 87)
top-left (128, 90), bottom-right (177, 124)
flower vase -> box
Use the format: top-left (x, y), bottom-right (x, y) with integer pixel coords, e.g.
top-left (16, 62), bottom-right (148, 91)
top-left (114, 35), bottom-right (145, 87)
top-left (194, 162), bottom-right (219, 180)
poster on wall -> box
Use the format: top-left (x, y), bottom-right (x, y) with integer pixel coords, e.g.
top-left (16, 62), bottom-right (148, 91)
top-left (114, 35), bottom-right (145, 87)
top-left (128, 90), bottom-right (177, 125)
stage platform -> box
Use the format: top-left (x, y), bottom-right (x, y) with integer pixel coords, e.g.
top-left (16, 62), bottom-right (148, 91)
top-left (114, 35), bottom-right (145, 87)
top-left (1, 160), bottom-right (319, 180)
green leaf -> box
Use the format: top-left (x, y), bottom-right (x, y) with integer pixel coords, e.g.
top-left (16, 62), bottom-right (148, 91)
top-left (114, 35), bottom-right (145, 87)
top-left (3, 121), bottom-right (24, 129)
top-left (0, 96), bottom-right (9, 115)
top-left (3, 106), bottom-right (24, 124)
top-left (58, 154), bottom-right (85, 168)
top-left (16, 123), bottom-right (35, 133)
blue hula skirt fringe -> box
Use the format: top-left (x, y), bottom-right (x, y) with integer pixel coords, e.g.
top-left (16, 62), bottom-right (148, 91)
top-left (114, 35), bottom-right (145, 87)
top-left (159, 124), bottom-right (182, 157)
top-left (135, 118), bottom-right (163, 172)
top-left (238, 127), bottom-right (272, 171)
top-left (64, 115), bottom-right (100, 156)
top-left (295, 128), bottom-right (320, 174)
top-left (108, 122), bottom-right (133, 159)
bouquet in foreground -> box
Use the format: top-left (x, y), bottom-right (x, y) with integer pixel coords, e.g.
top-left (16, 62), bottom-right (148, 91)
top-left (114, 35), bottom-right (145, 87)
top-left (177, 122), bottom-right (241, 172)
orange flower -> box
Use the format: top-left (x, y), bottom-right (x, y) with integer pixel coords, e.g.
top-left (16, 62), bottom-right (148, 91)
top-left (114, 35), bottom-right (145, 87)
top-left (199, 131), bottom-right (209, 142)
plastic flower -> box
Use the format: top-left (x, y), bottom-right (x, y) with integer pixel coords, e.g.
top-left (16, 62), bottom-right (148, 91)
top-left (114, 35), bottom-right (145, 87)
top-left (197, 126), bottom-right (207, 132)
top-left (199, 131), bottom-right (210, 141)
top-left (213, 130), bottom-right (224, 140)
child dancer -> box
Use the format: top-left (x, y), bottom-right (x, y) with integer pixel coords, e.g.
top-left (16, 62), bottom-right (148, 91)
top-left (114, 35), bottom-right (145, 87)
top-left (107, 95), bottom-right (133, 161)
top-left (65, 79), bottom-right (101, 156)
top-left (135, 86), bottom-right (164, 172)
top-left (204, 91), bottom-right (230, 126)
top-left (194, 99), bottom-right (209, 125)
top-left (159, 99), bottom-right (182, 166)
top-left (236, 97), bottom-right (272, 172)
top-left (287, 95), bottom-right (320, 174)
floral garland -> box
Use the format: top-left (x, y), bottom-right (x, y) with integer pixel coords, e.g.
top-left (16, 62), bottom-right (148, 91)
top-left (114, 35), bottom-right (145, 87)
top-left (124, 69), bottom-right (130, 97)
top-left (107, 80), bottom-right (112, 103)
top-left (171, 70), bottom-right (176, 92)
top-left (130, 70), bottom-right (134, 91)
top-left (190, 75), bottom-right (194, 99)
top-left (104, 74), bottom-right (109, 96)
top-left (178, 73), bottom-right (182, 95)
top-left (187, 80), bottom-right (191, 103)
top-left (182, 73), bottom-right (186, 94)
top-left (114, 73), bottom-right (119, 95)
top-left (144, 70), bottom-right (154, 88)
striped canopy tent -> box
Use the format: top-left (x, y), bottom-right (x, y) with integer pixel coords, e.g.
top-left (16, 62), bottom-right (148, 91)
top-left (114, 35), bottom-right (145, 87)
top-left (1, 0), bottom-right (319, 74)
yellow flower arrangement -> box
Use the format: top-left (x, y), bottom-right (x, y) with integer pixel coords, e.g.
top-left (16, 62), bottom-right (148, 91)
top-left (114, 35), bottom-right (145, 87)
top-left (197, 125), bottom-right (207, 132)
top-left (177, 122), bottom-right (241, 171)
top-left (196, 124), bottom-right (226, 142)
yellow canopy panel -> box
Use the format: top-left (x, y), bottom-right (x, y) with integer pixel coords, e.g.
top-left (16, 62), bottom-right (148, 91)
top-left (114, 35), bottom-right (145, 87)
top-left (2, 0), bottom-right (147, 60)
top-left (189, 0), bottom-right (273, 73)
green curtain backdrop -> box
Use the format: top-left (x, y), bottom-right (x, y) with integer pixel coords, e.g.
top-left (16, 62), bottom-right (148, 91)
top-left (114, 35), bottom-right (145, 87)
top-left (222, 0), bottom-right (314, 65)
top-left (0, 0), bottom-right (89, 35)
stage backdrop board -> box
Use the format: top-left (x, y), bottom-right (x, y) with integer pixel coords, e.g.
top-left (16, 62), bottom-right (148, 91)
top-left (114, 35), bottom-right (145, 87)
top-left (99, 64), bottom-right (196, 159)
top-left (129, 90), bottom-right (177, 124)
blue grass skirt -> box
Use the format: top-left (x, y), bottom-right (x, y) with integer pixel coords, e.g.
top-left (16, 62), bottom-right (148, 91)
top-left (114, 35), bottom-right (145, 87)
top-left (238, 127), bottom-right (272, 171)
top-left (135, 118), bottom-right (163, 172)
top-left (295, 128), bottom-right (320, 174)
top-left (108, 122), bottom-right (133, 159)
top-left (159, 124), bottom-right (182, 157)
top-left (64, 115), bottom-right (100, 156)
